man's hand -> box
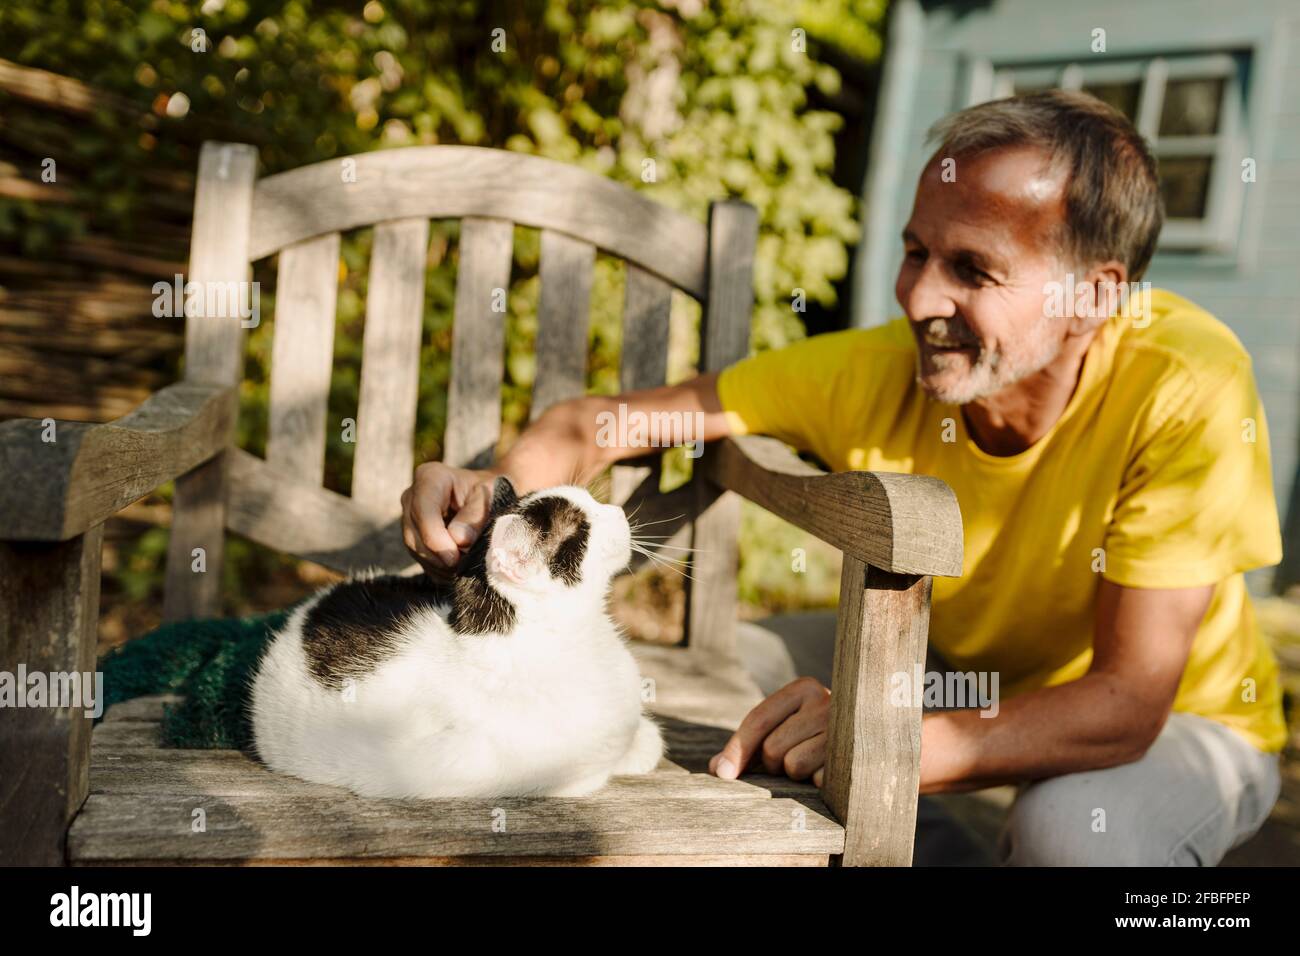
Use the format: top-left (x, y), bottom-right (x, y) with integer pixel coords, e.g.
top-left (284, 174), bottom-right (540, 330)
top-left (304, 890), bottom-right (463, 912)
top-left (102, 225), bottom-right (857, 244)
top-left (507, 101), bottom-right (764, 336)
top-left (708, 677), bottom-right (832, 788)
top-left (400, 462), bottom-right (501, 577)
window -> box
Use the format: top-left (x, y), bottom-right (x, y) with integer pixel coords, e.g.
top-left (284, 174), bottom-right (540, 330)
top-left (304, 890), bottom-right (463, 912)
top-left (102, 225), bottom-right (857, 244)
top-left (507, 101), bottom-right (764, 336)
top-left (974, 54), bottom-right (1248, 254)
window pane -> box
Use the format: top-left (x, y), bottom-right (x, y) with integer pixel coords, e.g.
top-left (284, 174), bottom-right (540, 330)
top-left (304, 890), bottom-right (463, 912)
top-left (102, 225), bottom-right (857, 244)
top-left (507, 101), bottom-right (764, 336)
top-left (1158, 156), bottom-right (1214, 219)
top-left (1159, 78), bottom-right (1224, 136)
top-left (1082, 81), bottom-right (1141, 120)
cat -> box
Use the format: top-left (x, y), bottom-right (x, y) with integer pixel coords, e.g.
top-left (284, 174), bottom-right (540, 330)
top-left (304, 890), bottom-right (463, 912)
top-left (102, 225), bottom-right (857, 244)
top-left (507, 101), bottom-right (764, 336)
top-left (249, 476), bottom-right (665, 798)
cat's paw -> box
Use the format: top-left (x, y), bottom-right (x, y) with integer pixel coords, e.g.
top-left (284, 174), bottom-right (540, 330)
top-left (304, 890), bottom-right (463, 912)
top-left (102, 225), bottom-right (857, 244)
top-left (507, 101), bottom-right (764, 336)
top-left (612, 715), bottom-right (665, 776)
top-left (546, 771), bottom-right (612, 797)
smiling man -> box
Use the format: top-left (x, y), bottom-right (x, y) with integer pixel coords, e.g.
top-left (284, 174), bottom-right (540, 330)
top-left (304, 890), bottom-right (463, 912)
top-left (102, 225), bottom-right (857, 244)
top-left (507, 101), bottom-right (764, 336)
top-left (402, 91), bottom-right (1286, 866)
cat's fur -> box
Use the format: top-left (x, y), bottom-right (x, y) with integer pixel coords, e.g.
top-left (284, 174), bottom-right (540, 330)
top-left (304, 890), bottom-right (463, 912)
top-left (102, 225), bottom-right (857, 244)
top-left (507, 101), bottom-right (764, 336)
top-left (249, 477), bottom-right (664, 798)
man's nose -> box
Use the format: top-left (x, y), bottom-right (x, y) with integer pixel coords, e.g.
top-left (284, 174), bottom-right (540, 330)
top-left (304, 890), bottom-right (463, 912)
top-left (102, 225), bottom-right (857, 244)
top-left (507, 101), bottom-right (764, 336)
top-left (901, 261), bottom-right (958, 324)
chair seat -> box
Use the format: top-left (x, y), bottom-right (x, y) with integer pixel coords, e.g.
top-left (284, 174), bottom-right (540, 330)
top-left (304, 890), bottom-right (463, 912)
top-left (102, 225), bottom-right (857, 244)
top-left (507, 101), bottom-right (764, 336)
top-left (69, 644), bottom-right (845, 865)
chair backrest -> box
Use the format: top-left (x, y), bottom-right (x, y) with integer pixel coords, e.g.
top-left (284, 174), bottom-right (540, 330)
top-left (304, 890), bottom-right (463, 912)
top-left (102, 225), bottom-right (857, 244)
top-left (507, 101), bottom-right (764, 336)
top-left (164, 141), bottom-right (757, 656)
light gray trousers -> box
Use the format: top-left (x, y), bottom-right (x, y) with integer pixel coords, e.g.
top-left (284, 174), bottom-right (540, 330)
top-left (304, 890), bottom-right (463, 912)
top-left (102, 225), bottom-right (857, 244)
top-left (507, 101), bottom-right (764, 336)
top-left (735, 611), bottom-right (1282, 866)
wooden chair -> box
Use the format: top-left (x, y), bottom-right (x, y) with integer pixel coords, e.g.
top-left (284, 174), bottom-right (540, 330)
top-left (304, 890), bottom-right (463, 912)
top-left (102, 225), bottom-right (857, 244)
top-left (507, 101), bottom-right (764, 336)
top-left (0, 142), bottom-right (962, 866)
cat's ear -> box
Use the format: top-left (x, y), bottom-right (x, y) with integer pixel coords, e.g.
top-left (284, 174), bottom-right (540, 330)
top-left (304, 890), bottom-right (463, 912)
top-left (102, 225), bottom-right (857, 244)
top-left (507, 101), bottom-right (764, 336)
top-left (486, 514), bottom-right (542, 587)
top-left (489, 475), bottom-right (519, 516)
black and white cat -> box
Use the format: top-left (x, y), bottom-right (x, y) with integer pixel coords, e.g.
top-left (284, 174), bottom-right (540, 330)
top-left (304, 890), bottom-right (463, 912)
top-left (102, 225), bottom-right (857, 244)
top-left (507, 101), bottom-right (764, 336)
top-left (249, 477), bottom-right (664, 798)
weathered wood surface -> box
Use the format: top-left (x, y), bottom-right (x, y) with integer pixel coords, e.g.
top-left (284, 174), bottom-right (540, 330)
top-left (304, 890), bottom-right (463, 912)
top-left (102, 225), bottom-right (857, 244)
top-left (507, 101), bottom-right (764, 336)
top-left (611, 264), bottom-right (673, 506)
top-left (630, 640), bottom-right (765, 729)
top-left (247, 146), bottom-right (709, 298)
top-left (86, 748), bottom-right (769, 801)
top-left (706, 434), bottom-right (965, 578)
top-left (224, 448), bottom-right (415, 574)
top-left (683, 200), bottom-right (758, 660)
top-left (442, 217), bottom-right (513, 470)
top-left (530, 230), bottom-right (595, 422)
top-left (822, 560), bottom-right (931, 867)
top-left (72, 677), bottom-right (842, 864)
top-left (265, 231), bottom-right (340, 486)
top-left (352, 218), bottom-right (429, 512)
top-left (165, 141), bottom-right (258, 621)
top-left (0, 383), bottom-right (236, 541)
top-left (69, 792), bottom-right (841, 862)
top-left (0, 525), bottom-right (103, 865)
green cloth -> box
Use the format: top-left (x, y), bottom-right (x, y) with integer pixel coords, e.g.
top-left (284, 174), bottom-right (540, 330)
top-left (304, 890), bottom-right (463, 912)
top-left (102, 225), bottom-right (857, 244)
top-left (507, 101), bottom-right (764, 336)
top-left (98, 608), bottom-right (293, 750)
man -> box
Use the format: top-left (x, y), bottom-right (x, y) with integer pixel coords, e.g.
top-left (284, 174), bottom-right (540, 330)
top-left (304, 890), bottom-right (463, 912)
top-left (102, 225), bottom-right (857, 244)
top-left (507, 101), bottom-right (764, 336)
top-left (401, 91), bottom-right (1285, 865)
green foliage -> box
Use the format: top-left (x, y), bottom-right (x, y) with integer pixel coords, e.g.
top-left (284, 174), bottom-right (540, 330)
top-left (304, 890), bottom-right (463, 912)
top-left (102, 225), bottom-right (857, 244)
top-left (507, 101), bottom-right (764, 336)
top-left (1, 0), bottom-right (883, 610)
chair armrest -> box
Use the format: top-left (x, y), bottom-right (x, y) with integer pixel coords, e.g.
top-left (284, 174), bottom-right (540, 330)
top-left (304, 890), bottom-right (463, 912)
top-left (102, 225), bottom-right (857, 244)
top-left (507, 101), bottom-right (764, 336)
top-left (0, 383), bottom-right (237, 541)
top-left (702, 435), bottom-right (963, 577)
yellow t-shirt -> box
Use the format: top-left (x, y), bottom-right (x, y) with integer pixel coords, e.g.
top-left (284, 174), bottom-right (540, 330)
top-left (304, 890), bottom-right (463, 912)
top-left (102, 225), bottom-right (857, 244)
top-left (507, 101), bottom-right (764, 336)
top-left (717, 289), bottom-right (1287, 753)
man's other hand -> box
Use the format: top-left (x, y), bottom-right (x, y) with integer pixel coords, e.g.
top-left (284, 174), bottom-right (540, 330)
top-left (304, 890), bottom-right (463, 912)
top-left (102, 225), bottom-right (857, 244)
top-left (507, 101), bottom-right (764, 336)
top-left (709, 676), bottom-right (832, 788)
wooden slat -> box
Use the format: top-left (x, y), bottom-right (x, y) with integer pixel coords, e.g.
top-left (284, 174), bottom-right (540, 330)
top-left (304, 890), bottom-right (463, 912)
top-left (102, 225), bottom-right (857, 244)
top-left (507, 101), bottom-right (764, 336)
top-left (822, 560), bottom-right (931, 867)
top-left (101, 695), bottom-right (184, 723)
top-left (352, 219), bottom-right (429, 511)
top-left (0, 383), bottom-right (236, 540)
top-left (705, 435), bottom-right (965, 577)
top-left (182, 142), bottom-right (259, 388)
top-left (86, 750), bottom-right (769, 801)
top-left (166, 141), bottom-right (258, 621)
top-left (266, 231), bottom-right (341, 485)
top-left (683, 200), bottom-right (758, 659)
top-left (248, 146), bottom-right (709, 299)
top-left (529, 230), bottom-right (595, 422)
top-left (443, 217), bottom-right (513, 469)
top-left (0, 525), bottom-right (102, 864)
top-left (163, 455), bottom-right (229, 621)
top-left (92, 723), bottom-right (163, 750)
top-left (69, 792), bottom-right (842, 862)
top-left (612, 264), bottom-right (673, 505)
top-left (225, 448), bottom-right (414, 574)
top-left (620, 265), bottom-right (673, 392)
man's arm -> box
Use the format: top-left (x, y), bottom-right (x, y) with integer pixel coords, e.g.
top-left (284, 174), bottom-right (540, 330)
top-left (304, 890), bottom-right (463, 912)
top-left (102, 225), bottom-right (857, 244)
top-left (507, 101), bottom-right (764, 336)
top-left (401, 372), bottom-right (733, 573)
top-left (709, 579), bottom-right (1213, 790)
top-left (917, 579), bottom-right (1212, 792)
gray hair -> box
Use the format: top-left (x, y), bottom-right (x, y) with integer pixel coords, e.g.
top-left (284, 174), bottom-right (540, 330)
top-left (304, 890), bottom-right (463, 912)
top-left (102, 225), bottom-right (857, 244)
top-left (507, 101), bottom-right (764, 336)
top-left (926, 90), bottom-right (1164, 281)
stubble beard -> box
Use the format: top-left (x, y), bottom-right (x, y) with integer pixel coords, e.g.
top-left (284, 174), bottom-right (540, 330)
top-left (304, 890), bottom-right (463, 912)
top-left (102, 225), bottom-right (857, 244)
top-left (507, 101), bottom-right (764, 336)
top-left (916, 311), bottom-right (1063, 405)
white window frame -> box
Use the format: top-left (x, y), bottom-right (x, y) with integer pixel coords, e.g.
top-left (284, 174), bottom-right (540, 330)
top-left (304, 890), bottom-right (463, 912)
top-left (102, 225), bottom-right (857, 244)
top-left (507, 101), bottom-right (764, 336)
top-left (972, 53), bottom-right (1247, 255)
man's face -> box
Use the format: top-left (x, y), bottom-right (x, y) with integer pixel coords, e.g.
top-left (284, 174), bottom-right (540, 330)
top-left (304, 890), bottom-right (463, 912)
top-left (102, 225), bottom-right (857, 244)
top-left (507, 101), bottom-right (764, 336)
top-left (895, 145), bottom-right (1074, 405)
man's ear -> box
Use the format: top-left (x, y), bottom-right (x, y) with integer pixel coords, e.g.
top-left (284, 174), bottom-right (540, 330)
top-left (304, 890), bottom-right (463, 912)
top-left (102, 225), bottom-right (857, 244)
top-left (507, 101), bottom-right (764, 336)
top-left (1070, 260), bottom-right (1129, 335)
top-left (486, 514), bottom-right (542, 587)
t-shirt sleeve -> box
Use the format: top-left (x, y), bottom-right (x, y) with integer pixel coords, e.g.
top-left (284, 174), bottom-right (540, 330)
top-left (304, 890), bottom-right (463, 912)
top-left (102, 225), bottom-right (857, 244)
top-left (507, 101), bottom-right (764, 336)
top-left (1102, 357), bottom-right (1282, 588)
top-left (715, 331), bottom-right (856, 463)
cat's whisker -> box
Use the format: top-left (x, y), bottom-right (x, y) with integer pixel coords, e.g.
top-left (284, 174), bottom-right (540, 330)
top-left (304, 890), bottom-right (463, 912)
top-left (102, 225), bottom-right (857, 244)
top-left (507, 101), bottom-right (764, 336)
top-left (628, 542), bottom-right (687, 563)
top-left (628, 546), bottom-right (693, 578)
top-left (628, 513), bottom-right (687, 532)
top-left (629, 535), bottom-right (707, 550)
